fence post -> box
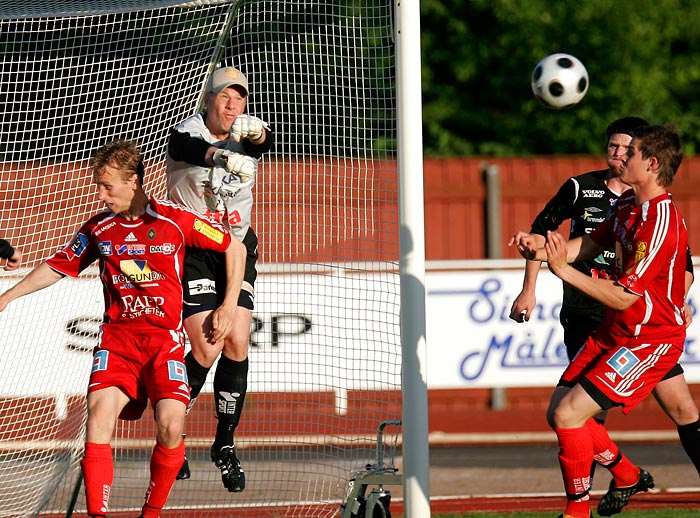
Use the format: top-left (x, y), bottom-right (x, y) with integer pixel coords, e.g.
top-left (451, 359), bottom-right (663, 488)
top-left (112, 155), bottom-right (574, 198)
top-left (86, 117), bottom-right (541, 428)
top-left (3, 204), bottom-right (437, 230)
top-left (482, 162), bottom-right (507, 410)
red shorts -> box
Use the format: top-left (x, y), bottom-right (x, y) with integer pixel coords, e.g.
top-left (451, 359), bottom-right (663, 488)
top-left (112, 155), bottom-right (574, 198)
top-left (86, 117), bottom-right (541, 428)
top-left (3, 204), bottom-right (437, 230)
top-left (88, 324), bottom-right (190, 420)
top-left (561, 331), bottom-right (683, 414)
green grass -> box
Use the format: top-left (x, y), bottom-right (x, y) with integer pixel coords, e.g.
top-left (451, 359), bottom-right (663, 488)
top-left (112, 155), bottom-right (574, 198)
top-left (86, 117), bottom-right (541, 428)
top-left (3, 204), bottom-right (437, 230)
top-left (431, 511), bottom-right (698, 518)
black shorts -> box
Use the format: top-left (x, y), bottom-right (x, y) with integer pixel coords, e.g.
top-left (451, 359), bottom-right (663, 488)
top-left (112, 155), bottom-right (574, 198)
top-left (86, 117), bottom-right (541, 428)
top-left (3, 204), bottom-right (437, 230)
top-left (560, 311), bottom-right (603, 361)
top-left (182, 227), bottom-right (258, 318)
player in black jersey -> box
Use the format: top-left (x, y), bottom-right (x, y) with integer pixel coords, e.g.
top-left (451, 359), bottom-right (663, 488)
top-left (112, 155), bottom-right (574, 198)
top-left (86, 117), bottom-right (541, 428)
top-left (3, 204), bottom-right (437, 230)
top-left (510, 117), bottom-right (700, 492)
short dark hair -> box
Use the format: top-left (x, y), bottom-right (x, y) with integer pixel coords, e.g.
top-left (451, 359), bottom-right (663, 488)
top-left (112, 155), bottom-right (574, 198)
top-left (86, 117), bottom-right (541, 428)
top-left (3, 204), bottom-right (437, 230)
top-left (631, 124), bottom-right (683, 187)
top-left (606, 117), bottom-right (649, 139)
top-left (90, 140), bottom-right (145, 185)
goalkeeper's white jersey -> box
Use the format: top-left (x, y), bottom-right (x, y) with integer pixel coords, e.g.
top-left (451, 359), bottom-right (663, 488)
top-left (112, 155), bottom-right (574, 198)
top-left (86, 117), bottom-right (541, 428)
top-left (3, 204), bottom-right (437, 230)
top-left (166, 112), bottom-right (254, 241)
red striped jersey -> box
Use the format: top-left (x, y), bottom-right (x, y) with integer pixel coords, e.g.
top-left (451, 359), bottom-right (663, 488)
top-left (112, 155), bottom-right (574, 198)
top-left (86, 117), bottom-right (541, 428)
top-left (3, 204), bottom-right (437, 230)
top-left (590, 190), bottom-right (688, 340)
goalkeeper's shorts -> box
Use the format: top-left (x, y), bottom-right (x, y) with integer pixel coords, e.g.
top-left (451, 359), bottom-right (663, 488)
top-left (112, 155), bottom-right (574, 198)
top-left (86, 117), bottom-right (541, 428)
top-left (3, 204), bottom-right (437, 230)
top-left (182, 227), bottom-right (258, 317)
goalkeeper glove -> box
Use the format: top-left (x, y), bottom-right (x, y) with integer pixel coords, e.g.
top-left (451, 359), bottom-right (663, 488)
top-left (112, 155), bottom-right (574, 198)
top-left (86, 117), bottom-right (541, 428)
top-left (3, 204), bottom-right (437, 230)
top-left (212, 149), bottom-right (258, 183)
top-left (230, 115), bottom-right (264, 143)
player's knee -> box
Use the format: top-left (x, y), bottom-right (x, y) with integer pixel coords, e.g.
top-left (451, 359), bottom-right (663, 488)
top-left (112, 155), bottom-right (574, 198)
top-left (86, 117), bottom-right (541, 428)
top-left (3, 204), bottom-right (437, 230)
top-left (155, 416), bottom-right (185, 447)
top-left (223, 331), bottom-right (249, 360)
top-left (669, 400), bottom-right (700, 426)
top-left (549, 402), bottom-right (581, 429)
top-left (188, 336), bottom-right (224, 367)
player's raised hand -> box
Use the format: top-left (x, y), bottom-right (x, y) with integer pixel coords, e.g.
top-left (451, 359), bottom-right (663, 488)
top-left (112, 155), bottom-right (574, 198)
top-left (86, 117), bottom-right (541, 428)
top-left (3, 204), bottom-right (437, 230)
top-left (212, 150), bottom-right (258, 183)
top-left (509, 231), bottom-right (539, 260)
top-left (545, 230), bottom-right (568, 276)
top-left (230, 115), bottom-right (264, 143)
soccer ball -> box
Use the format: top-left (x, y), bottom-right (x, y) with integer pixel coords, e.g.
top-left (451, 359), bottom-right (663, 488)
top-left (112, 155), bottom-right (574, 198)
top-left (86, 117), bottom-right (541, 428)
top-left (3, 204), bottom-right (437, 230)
top-left (531, 53), bottom-right (589, 110)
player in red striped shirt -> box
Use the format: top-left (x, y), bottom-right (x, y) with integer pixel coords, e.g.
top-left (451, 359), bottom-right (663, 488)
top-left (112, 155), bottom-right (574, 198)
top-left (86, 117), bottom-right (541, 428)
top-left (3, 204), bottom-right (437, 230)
top-left (0, 140), bottom-right (246, 518)
top-left (512, 125), bottom-right (689, 518)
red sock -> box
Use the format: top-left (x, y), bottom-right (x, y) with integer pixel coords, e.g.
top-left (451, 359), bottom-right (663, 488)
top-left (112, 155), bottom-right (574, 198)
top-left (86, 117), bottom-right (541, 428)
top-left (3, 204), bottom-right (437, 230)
top-left (141, 441), bottom-right (186, 518)
top-left (555, 426), bottom-right (592, 518)
top-left (586, 417), bottom-right (639, 486)
top-left (81, 442), bottom-right (113, 517)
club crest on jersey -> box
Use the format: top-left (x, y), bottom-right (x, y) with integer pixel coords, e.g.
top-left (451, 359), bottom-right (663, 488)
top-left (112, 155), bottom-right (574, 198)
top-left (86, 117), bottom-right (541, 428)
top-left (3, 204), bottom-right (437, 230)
top-left (193, 219), bottom-right (224, 244)
top-left (148, 228), bottom-right (156, 240)
top-left (69, 233), bottom-right (89, 258)
top-left (606, 347), bottom-right (639, 377)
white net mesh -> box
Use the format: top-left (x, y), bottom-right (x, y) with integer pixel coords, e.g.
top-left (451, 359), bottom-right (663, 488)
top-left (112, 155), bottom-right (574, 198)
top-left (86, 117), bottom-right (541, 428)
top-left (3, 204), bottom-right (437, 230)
top-left (0, 1), bottom-right (401, 517)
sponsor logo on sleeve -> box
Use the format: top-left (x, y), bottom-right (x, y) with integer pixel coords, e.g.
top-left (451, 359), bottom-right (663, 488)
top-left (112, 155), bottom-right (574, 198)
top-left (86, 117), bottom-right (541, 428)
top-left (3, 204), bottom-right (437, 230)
top-left (193, 219), bottom-right (224, 244)
top-left (69, 233), bottom-right (89, 258)
top-left (634, 242), bottom-right (647, 263)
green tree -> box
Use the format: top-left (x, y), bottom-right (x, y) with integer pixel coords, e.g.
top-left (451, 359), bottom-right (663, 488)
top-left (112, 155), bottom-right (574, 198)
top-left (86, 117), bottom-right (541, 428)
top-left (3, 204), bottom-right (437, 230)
top-left (421, 0), bottom-right (700, 156)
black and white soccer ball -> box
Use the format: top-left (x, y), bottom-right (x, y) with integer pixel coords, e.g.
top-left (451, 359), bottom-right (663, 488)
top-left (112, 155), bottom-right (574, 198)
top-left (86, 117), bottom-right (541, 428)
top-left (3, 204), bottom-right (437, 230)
top-left (531, 53), bottom-right (589, 110)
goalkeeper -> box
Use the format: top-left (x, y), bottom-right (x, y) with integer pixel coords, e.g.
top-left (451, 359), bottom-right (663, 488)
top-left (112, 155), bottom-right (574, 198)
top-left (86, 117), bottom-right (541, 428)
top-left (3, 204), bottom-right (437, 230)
top-left (166, 65), bottom-right (275, 492)
top-left (0, 239), bottom-right (21, 270)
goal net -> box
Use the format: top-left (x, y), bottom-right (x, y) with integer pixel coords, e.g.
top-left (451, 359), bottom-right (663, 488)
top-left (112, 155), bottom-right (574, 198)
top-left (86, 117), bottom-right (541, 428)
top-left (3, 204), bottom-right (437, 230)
top-left (0, 1), bottom-right (401, 517)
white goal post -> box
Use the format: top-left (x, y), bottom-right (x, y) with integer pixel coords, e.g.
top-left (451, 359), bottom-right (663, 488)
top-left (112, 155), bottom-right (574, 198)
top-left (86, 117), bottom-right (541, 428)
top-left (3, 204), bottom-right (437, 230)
top-left (0, 1), bottom-right (429, 518)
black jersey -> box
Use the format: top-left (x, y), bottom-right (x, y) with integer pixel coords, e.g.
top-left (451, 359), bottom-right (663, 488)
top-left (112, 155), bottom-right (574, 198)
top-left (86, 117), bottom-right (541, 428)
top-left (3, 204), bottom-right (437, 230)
top-left (530, 169), bottom-right (617, 319)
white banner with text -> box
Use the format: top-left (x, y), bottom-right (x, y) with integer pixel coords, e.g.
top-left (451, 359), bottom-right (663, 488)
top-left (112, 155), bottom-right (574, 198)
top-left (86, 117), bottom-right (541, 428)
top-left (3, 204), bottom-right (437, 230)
top-left (1, 265), bottom-right (699, 396)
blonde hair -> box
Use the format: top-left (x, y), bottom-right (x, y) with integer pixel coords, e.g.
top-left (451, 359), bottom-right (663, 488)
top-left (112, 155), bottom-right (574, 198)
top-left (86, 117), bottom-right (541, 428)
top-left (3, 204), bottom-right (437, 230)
top-left (90, 139), bottom-right (145, 185)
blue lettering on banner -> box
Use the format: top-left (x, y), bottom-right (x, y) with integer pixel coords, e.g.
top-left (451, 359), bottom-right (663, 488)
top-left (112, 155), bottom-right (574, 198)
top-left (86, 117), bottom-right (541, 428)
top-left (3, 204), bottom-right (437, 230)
top-left (167, 360), bottom-right (188, 383)
top-left (429, 277), bottom-right (568, 382)
top-left (460, 329), bottom-right (569, 381)
top-left (428, 278), bottom-right (562, 323)
top-left (428, 277), bottom-right (700, 384)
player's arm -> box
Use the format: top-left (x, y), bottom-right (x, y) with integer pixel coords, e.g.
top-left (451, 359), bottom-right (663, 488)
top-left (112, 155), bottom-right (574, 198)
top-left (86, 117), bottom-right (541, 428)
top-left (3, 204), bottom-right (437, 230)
top-left (210, 235), bottom-right (247, 344)
top-left (685, 246), bottom-right (694, 327)
top-left (512, 230), bottom-right (602, 264)
top-left (168, 129), bottom-right (211, 166)
top-left (545, 230), bottom-right (638, 310)
top-left (0, 262), bottom-right (64, 312)
top-left (509, 178), bottom-right (579, 322)
top-left (509, 233), bottom-right (545, 322)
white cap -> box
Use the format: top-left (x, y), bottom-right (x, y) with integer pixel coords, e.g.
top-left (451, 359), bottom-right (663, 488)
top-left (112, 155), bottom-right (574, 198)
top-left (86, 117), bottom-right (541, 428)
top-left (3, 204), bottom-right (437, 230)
top-left (206, 67), bottom-right (249, 95)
